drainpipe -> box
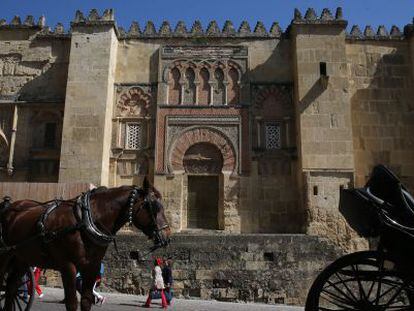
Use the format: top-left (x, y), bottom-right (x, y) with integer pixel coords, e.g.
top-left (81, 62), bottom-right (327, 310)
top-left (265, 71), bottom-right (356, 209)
top-left (6, 104), bottom-right (18, 176)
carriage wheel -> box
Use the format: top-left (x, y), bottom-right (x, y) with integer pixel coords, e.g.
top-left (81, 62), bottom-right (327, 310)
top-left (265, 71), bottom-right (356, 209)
top-left (0, 266), bottom-right (35, 311)
top-left (305, 251), bottom-right (414, 311)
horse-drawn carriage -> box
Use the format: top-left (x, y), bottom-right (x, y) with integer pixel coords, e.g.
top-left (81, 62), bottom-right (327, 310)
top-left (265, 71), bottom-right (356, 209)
top-left (0, 178), bottom-right (170, 311)
top-left (306, 165), bottom-right (414, 310)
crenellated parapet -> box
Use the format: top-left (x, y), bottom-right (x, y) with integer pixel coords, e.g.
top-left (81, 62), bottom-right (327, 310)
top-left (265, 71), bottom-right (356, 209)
top-left (121, 20), bottom-right (283, 39)
top-left (35, 22), bottom-right (71, 39)
top-left (0, 14), bottom-right (70, 39)
top-left (1, 8), bottom-right (412, 42)
top-left (291, 7), bottom-right (347, 27)
top-left (347, 25), bottom-right (405, 41)
top-left (0, 15), bottom-right (45, 29)
top-left (71, 8), bottom-right (115, 26)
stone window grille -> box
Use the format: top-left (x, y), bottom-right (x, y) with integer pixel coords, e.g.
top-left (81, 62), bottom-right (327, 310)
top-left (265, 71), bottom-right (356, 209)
top-left (265, 123), bottom-right (281, 150)
top-left (125, 123), bottom-right (142, 150)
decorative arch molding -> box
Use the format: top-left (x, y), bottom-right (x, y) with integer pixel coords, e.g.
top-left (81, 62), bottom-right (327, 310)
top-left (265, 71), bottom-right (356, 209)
top-left (117, 86), bottom-right (152, 117)
top-left (253, 85), bottom-right (292, 109)
top-left (168, 126), bottom-right (237, 173)
top-left (162, 58), bottom-right (245, 83)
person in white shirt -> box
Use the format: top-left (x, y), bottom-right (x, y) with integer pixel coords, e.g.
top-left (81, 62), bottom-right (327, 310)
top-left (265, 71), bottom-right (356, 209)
top-left (143, 258), bottom-right (168, 308)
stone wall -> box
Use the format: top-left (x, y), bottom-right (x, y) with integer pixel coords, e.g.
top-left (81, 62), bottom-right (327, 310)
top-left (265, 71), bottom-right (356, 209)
top-left (0, 24), bottom-right (69, 181)
top-left (0, 103), bottom-right (64, 182)
top-left (347, 40), bottom-right (414, 190)
top-left (304, 171), bottom-right (367, 251)
top-left (0, 28), bottom-right (69, 102)
top-left (115, 27), bottom-right (291, 86)
top-left (290, 10), bottom-right (358, 250)
top-left (239, 162), bottom-right (302, 233)
top-left (79, 233), bottom-right (342, 305)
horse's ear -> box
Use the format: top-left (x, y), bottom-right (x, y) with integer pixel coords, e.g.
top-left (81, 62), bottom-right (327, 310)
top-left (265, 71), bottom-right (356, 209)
top-left (143, 176), bottom-right (151, 194)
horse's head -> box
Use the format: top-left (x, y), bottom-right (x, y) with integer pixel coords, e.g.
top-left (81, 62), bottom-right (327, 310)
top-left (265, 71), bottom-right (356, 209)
top-left (129, 177), bottom-right (171, 249)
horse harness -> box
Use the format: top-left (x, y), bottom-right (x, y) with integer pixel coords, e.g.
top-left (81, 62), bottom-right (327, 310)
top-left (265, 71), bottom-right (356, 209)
top-left (0, 187), bottom-right (166, 253)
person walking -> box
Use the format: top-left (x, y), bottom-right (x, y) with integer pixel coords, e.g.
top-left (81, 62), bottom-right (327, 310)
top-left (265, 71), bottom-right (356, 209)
top-left (143, 258), bottom-right (168, 308)
top-left (93, 262), bottom-right (106, 305)
top-left (75, 263), bottom-right (106, 305)
top-left (162, 258), bottom-right (173, 305)
top-left (33, 267), bottom-right (44, 298)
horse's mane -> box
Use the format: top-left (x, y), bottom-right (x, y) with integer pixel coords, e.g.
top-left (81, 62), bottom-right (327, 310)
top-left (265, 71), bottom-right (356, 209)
top-left (89, 184), bottom-right (162, 200)
top-left (90, 186), bottom-right (108, 194)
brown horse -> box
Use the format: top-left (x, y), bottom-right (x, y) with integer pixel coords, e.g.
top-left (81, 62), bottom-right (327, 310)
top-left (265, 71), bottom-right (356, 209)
top-left (0, 177), bottom-right (171, 311)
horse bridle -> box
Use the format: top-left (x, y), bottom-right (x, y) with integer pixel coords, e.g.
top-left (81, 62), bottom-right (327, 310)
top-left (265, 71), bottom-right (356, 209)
top-left (127, 187), bottom-right (170, 249)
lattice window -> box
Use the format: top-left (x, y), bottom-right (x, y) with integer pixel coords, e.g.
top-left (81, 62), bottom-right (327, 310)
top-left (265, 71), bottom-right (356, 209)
top-left (125, 123), bottom-right (142, 150)
top-left (265, 123), bottom-right (281, 150)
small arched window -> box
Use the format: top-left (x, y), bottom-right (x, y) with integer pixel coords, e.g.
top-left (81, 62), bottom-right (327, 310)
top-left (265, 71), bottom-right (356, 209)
top-left (214, 68), bottom-right (225, 105)
top-left (183, 67), bottom-right (196, 105)
top-left (228, 67), bottom-right (239, 105)
top-left (199, 68), bottom-right (210, 105)
top-left (168, 67), bottom-right (181, 105)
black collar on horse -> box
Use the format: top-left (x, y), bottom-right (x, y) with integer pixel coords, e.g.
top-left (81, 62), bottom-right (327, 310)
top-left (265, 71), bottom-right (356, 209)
top-left (0, 177), bottom-right (171, 311)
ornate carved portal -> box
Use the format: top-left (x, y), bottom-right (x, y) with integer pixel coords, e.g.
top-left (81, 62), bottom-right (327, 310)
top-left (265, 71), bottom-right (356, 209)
top-left (170, 127), bottom-right (236, 173)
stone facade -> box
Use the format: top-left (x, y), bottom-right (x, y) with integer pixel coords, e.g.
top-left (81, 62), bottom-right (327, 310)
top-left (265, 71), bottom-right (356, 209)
top-left (42, 233), bottom-right (344, 305)
top-left (0, 8), bottom-right (414, 252)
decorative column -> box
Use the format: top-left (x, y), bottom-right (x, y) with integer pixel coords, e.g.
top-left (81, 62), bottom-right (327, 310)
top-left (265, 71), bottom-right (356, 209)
top-left (283, 116), bottom-right (291, 148)
top-left (209, 81), bottom-right (214, 106)
top-left (179, 68), bottom-right (185, 105)
top-left (255, 116), bottom-right (262, 148)
top-left (223, 81), bottom-right (229, 106)
top-left (6, 104), bottom-right (18, 175)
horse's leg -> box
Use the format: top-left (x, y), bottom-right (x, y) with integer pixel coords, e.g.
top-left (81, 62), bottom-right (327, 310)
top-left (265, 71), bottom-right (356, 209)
top-left (61, 264), bottom-right (78, 311)
top-left (80, 264), bottom-right (100, 311)
top-left (4, 264), bottom-right (24, 311)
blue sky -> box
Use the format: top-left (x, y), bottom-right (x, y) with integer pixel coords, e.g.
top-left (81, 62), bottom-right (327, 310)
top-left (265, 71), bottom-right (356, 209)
top-left (0, 0), bottom-right (412, 33)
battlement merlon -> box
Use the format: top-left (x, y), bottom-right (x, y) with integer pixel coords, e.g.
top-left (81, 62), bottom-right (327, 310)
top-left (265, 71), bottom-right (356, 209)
top-left (0, 15), bottom-right (45, 30)
top-left (290, 7), bottom-right (347, 28)
top-left (70, 9), bottom-right (121, 37)
top-left (347, 25), bottom-right (405, 41)
top-left (404, 18), bottom-right (414, 38)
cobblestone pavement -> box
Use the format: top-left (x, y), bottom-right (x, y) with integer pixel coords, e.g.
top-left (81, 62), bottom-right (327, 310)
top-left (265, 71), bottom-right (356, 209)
top-left (31, 287), bottom-right (304, 311)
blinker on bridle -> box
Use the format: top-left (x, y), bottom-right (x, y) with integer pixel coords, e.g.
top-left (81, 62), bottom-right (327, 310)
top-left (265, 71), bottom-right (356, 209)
top-left (127, 187), bottom-right (169, 247)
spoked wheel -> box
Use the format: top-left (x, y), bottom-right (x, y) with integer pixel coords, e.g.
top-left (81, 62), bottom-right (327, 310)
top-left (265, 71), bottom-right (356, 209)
top-left (0, 266), bottom-right (35, 311)
top-left (305, 251), bottom-right (414, 311)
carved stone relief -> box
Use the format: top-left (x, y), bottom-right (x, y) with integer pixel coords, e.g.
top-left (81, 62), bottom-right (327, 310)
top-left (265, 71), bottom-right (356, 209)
top-left (116, 86), bottom-right (153, 117)
top-left (183, 143), bottom-right (223, 174)
top-left (159, 46), bottom-right (247, 105)
top-left (169, 127), bottom-right (237, 173)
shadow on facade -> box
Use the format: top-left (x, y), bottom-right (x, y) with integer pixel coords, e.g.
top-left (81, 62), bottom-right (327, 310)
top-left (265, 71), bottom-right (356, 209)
top-left (350, 42), bottom-right (414, 191)
top-left (18, 40), bottom-right (69, 103)
top-left (241, 39), bottom-right (304, 234)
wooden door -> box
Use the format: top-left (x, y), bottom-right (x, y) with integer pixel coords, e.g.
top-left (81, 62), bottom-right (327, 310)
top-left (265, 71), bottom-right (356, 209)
top-left (187, 175), bottom-right (219, 229)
